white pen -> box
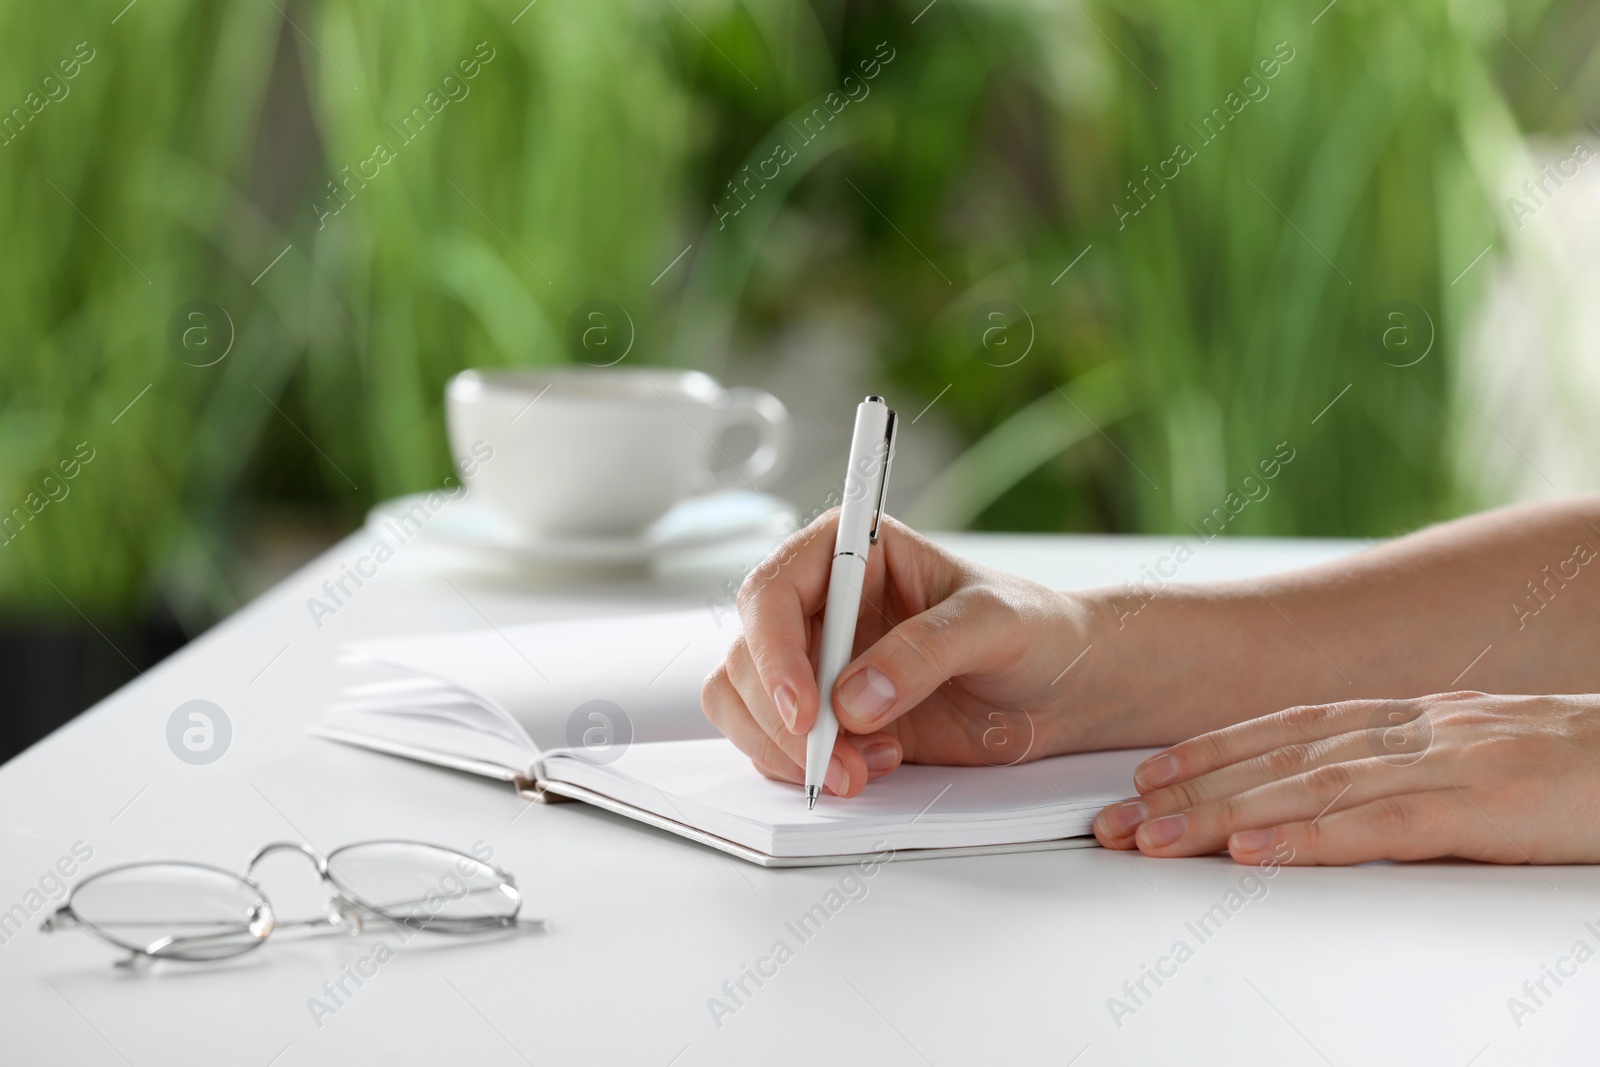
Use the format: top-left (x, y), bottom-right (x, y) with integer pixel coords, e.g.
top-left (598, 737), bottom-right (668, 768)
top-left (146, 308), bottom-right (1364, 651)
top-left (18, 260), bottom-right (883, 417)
top-left (805, 396), bottom-right (898, 809)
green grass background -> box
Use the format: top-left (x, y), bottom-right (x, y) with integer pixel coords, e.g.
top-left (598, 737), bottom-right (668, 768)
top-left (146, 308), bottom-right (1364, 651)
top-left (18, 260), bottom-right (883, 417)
top-left (0, 0), bottom-right (1590, 624)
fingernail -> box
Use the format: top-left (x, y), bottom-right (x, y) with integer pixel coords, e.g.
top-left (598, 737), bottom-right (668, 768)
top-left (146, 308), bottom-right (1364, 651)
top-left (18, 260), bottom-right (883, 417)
top-left (1136, 753), bottom-right (1180, 791)
top-left (1140, 813), bottom-right (1186, 848)
top-left (838, 666), bottom-right (897, 725)
top-left (825, 756), bottom-right (849, 795)
top-left (861, 740), bottom-right (899, 774)
top-left (774, 685), bottom-right (798, 732)
top-left (1230, 828), bottom-right (1276, 854)
top-left (1097, 799), bottom-right (1148, 837)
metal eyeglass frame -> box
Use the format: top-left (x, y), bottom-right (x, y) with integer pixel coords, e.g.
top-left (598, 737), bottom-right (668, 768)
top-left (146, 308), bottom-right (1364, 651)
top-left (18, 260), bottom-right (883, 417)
top-left (40, 839), bottom-right (548, 968)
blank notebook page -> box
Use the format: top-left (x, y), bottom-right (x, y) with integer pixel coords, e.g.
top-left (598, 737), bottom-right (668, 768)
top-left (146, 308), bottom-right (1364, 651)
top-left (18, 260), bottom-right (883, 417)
top-left (541, 738), bottom-right (1159, 858)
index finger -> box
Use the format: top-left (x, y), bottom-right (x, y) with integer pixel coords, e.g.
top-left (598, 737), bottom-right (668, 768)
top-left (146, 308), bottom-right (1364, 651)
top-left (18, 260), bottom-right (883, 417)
top-left (736, 508), bottom-right (842, 736)
top-left (1133, 699), bottom-right (1422, 794)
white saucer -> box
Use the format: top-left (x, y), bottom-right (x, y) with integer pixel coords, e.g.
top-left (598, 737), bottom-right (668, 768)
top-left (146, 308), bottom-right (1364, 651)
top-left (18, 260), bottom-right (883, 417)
top-left (364, 489), bottom-right (797, 564)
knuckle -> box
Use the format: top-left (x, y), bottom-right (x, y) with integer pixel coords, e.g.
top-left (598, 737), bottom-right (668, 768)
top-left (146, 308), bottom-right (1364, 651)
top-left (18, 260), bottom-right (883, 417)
top-left (726, 639), bottom-right (763, 691)
top-left (1370, 797), bottom-right (1412, 836)
top-left (898, 611), bottom-right (948, 650)
top-left (700, 664), bottom-right (732, 720)
top-left (735, 565), bottom-right (773, 611)
top-left (1164, 779), bottom-right (1205, 812)
top-left (876, 512), bottom-right (930, 556)
top-left (1280, 703), bottom-right (1331, 737)
top-left (1211, 792), bottom-right (1245, 829)
top-left (890, 614), bottom-right (945, 666)
top-left (1304, 762), bottom-right (1353, 798)
top-left (1264, 742), bottom-right (1312, 778)
top-left (738, 512), bottom-right (838, 612)
top-left (1192, 730), bottom-right (1233, 772)
top-left (752, 755), bottom-right (798, 783)
top-left (737, 634), bottom-right (780, 677)
top-left (735, 570), bottom-right (760, 610)
top-left (756, 732), bottom-right (799, 774)
top-left (747, 645), bottom-right (784, 687)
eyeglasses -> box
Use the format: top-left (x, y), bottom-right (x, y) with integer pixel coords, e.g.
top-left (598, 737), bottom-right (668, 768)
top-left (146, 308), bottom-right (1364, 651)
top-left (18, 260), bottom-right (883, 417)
top-left (40, 839), bottom-right (547, 968)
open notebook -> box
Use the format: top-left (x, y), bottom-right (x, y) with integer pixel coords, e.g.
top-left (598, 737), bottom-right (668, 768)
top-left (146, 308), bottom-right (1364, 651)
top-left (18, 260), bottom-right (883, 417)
top-left (312, 609), bottom-right (1154, 867)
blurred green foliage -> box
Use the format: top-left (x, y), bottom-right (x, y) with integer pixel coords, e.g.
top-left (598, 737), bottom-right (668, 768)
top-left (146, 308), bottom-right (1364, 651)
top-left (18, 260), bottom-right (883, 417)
top-left (0, 0), bottom-right (1588, 623)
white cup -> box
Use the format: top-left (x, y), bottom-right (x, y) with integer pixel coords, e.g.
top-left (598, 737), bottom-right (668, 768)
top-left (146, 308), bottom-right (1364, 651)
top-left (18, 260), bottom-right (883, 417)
top-left (444, 367), bottom-right (792, 539)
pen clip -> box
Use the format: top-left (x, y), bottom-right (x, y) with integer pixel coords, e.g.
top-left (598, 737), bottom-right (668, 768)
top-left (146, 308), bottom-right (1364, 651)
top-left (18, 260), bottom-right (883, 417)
top-left (868, 408), bottom-right (897, 544)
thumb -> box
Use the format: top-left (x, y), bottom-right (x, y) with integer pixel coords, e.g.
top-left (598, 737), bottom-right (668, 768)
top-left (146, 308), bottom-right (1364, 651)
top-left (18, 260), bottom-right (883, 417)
top-left (831, 588), bottom-right (1013, 734)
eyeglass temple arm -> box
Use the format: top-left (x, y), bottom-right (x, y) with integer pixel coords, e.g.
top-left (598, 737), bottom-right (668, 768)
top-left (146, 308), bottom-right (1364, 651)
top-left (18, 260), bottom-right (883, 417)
top-left (108, 913), bottom-right (546, 968)
top-left (39, 906), bottom-right (74, 933)
top-left (114, 916), bottom-right (357, 969)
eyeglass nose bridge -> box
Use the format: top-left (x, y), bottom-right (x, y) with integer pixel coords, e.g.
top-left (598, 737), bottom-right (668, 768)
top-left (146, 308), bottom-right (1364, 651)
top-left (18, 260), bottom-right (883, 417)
top-left (247, 842), bottom-right (366, 932)
top-left (246, 841), bottom-right (331, 880)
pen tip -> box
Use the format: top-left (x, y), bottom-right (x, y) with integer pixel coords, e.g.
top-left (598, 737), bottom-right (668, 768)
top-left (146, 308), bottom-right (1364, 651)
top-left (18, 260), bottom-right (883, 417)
top-left (805, 785), bottom-right (819, 811)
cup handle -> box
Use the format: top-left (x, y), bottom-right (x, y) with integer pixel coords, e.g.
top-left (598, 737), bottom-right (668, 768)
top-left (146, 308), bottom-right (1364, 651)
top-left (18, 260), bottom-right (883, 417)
top-left (712, 387), bottom-right (792, 490)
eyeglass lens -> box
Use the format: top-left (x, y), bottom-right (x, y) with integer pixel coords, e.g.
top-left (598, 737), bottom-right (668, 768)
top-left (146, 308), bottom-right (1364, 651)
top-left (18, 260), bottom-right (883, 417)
top-left (68, 863), bottom-right (273, 961)
top-left (326, 842), bottom-right (518, 929)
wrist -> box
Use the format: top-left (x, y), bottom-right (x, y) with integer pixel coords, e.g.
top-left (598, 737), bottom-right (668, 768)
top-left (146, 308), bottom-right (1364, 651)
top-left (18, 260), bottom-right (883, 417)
top-left (1032, 587), bottom-right (1127, 753)
top-left (1044, 585), bottom-right (1189, 753)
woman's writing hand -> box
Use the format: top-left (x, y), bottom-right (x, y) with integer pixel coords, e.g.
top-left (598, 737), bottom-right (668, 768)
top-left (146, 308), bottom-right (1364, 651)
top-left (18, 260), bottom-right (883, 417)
top-left (701, 512), bottom-right (1101, 797)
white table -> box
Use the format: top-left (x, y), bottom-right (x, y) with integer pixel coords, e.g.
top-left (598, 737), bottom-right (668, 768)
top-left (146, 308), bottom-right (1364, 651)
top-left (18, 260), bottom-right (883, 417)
top-left (1, 530), bottom-right (1589, 1066)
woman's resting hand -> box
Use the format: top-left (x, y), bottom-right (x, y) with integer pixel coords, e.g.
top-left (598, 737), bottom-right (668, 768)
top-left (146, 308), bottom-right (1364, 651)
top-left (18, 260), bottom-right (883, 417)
top-left (1095, 691), bottom-right (1600, 865)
